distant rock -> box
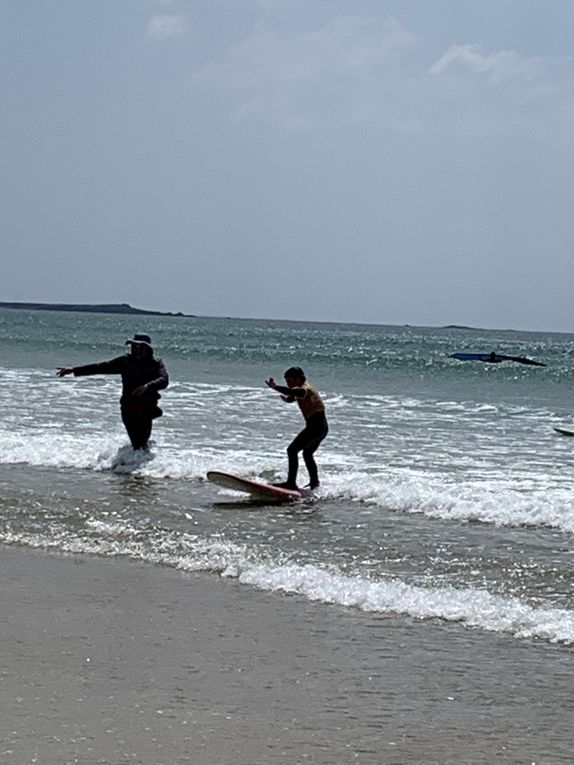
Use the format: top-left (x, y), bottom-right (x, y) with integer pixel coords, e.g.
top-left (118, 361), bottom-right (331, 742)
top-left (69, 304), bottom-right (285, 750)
top-left (0, 301), bottom-right (191, 317)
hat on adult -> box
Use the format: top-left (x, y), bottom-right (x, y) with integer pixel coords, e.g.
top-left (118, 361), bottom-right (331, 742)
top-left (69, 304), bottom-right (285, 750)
top-left (126, 333), bottom-right (153, 348)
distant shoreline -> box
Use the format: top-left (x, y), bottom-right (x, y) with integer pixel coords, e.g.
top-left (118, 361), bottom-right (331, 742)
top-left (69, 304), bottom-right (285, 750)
top-left (0, 302), bottom-right (567, 335)
top-left (0, 301), bottom-right (192, 317)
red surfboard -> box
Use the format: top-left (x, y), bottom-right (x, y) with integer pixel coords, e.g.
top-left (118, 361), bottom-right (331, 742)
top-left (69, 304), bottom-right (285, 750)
top-left (207, 471), bottom-right (309, 502)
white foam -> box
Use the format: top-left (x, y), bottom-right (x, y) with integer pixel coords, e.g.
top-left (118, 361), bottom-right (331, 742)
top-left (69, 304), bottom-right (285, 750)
top-left (235, 562), bottom-right (574, 645)
top-left (0, 431), bottom-right (125, 470)
top-left (325, 471), bottom-right (574, 533)
top-left (2, 375), bottom-right (574, 531)
top-left (3, 529), bottom-right (572, 645)
top-left (1, 422), bottom-right (573, 531)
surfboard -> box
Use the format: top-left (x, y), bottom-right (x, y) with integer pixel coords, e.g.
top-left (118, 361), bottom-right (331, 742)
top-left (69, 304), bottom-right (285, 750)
top-left (449, 352), bottom-right (545, 366)
top-left (553, 425), bottom-right (574, 437)
top-left (207, 471), bottom-right (309, 501)
top-left (450, 352), bottom-right (494, 362)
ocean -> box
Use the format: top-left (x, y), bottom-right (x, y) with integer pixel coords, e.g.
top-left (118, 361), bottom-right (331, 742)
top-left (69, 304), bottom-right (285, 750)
top-left (1, 307), bottom-right (574, 647)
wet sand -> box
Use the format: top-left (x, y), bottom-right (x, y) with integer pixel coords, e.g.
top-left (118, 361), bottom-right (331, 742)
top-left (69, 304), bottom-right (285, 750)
top-left (1, 546), bottom-right (572, 765)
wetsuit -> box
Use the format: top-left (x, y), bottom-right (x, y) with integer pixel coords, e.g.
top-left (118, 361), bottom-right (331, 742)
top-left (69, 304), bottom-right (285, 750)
top-left (73, 353), bottom-right (169, 449)
top-left (274, 382), bottom-right (328, 489)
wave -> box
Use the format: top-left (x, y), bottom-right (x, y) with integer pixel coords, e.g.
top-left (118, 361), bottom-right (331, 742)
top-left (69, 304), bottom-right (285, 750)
top-left (321, 473), bottom-right (574, 534)
top-left (1, 427), bottom-right (573, 533)
top-left (2, 529), bottom-right (572, 646)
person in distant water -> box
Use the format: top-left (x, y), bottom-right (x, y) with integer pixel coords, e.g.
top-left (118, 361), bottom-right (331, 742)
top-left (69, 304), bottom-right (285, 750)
top-left (57, 333), bottom-right (169, 451)
top-left (265, 367), bottom-right (328, 490)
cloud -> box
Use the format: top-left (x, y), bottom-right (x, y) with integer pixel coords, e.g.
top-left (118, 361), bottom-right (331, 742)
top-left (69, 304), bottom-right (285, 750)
top-left (430, 44), bottom-right (539, 83)
top-left (191, 16), bottom-right (420, 127)
top-left (189, 14), bottom-right (574, 145)
top-left (426, 44), bottom-right (574, 140)
top-left (146, 13), bottom-right (186, 40)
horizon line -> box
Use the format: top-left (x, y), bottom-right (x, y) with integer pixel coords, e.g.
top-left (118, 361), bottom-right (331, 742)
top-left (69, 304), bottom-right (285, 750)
top-left (0, 300), bottom-right (571, 336)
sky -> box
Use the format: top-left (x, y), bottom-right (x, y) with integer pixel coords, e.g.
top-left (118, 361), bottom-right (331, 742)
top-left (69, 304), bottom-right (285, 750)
top-left (2, 0), bottom-right (574, 331)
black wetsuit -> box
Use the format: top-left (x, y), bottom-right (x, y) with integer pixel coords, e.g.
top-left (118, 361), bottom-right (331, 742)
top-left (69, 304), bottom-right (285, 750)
top-left (273, 382), bottom-right (328, 489)
top-left (287, 410), bottom-right (328, 489)
top-left (73, 353), bottom-right (169, 449)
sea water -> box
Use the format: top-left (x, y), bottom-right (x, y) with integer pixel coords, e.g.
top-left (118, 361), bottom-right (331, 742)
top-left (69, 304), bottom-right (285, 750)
top-left (1, 308), bottom-right (573, 645)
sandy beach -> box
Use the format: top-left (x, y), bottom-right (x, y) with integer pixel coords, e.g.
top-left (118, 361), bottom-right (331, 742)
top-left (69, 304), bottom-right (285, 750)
top-left (1, 546), bottom-right (572, 765)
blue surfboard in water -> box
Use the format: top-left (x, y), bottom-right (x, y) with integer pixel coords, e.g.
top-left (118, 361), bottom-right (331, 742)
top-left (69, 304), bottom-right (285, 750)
top-left (450, 352), bottom-right (545, 366)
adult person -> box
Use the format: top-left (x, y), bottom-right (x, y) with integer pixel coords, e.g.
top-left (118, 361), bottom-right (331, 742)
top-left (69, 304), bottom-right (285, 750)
top-left (265, 366), bottom-right (328, 490)
top-left (57, 333), bottom-right (169, 451)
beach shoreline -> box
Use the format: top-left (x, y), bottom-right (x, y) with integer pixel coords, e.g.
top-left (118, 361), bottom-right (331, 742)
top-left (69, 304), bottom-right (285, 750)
top-left (1, 545), bottom-right (572, 764)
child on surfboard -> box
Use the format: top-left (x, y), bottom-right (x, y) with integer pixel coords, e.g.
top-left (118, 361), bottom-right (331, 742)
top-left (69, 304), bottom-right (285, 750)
top-left (265, 367), bottom-right (328, 491)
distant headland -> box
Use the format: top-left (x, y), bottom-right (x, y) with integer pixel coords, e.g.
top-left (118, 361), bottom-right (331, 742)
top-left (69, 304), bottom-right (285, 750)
top-left (0, 302), bottom-right (191, 317)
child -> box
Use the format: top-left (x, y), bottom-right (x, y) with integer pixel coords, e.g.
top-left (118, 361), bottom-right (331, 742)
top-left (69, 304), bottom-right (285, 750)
top-left (265, 367), bottom-right (328, 490)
